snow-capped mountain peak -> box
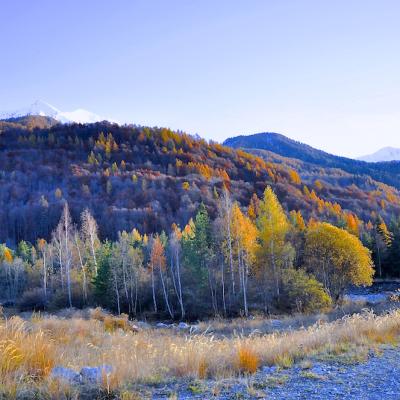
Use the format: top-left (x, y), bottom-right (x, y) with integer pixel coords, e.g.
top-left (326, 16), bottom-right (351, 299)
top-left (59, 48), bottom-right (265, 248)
top-left (358, 147), bottom-right (400, 162)
top-left (0, 100), bottom-right (106, 124)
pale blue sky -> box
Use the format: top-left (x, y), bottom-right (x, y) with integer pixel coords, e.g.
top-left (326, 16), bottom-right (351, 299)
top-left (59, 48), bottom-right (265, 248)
top-left (1, 0), bottom-right (399, 157)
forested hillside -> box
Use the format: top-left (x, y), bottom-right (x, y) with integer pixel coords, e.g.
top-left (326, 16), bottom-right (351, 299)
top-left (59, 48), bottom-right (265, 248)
top-left (0, 119), bottom-right (400, 318)
top-left (1, 119), bottom-right (399, 246)
top-left (224, 132), bottom-right (400, 189)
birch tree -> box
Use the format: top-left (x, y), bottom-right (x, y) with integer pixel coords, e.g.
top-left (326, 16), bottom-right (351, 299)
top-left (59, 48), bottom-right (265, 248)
top-left (81, 208), bottom-right (100, 276)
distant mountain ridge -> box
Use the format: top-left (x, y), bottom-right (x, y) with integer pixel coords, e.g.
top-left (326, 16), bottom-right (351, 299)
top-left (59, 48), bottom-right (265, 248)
top-left (223, 132), bottom-right (400, 189)
top-left (358, 147), bottom-right (400, 162)
top-left (0, 115), bottom-right (59, 132)
top-left (0, 100), bottom-right (107, 124)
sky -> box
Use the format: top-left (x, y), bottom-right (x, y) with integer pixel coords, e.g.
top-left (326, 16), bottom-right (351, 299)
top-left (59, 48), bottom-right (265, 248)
top-left (1, 0), bottom-right (400, 158)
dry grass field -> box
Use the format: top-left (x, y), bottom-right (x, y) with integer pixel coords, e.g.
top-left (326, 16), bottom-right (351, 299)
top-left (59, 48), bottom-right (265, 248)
top-left (1, 307), bottom-right (400, 398)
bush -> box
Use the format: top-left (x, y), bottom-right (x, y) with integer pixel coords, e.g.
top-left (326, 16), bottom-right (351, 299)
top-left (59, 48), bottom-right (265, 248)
top-left (48, 286), bottom-right (86, 310)
top-left (89, 306), bottom-right (108, 321)
top-left (18, 288), bottom-right (46, 311)
top-left (281, 268), bottom-right (332, 313)
top-left (89, 308), bottom-right (133, 333)
top-left (103, 314), bottom-right (130, 332)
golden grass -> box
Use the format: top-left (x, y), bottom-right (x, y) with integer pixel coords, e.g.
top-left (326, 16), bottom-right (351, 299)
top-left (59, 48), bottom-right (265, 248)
top-left (0, 316), bottom-right (55, 380)
top-left (237, 346), bottom-right (259, 374)
top-left (1, 309), bottom-right (400, 395)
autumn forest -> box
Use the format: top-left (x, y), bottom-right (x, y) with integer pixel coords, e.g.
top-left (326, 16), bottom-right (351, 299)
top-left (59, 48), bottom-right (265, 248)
top-left (0, 117), bottom-right (398, 318)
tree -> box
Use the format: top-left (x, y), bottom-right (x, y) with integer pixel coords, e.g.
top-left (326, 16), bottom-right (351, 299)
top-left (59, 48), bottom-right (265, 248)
top-left (288, 169), bottom-right (301, 185)
top-left (169, 224), bottom-right (185, 319)
top-left (304, 222), bottom-right (374, 300)
top-left (73, 231), bottom-right (88, 303)
top-left (116, 231), bottom-right (132, 312)
top-left (56, 203), bottom-right (74, 308)
top-left (219, 188), bottom-right (235, 296)
top-left (373, 220), bottom-right (393, 277)
top-left (345, 213), bottom-right (360, 237)
top-left (256, 186), bottom-right (292, 301)
top-left (37, 239), bottom-right (48, 299)
top-left (128, 241), bottom-right (144, 316)
top-left (289, 210), bottom-right (306, 232)
top-left (182, 204), bottom-right (216, 315)
top-left (247, 193), bottom-right (260, 222)
top-left (288, 210), bottom-right (306, 267)
top-left (151, 235), bottom-right (173, 318)
top-left (3, 246), bottom-right (13, 263)
top-left (93, 241), bottom-right (113, 308)
top-left (81, 209), bottom-right (99, 276)
top-left (231, 203), bottom-right (258, 316)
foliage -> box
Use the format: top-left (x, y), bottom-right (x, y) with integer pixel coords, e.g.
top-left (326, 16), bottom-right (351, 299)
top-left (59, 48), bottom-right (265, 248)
top-left (304, 222), bottom-right (374, 300)
top-left (0, 118), bottom-right (391, 316)
top-left (281, 268), bottom-right (332, 313)
top-left (256, 186), bottom-right (293, 299)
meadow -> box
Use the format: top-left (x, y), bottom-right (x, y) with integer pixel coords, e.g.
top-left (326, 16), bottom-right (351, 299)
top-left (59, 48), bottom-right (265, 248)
top-left (1, 306), bottom-right (400, 399)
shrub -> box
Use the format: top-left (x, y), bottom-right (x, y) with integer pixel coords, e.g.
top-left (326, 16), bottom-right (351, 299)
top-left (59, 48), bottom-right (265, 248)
top-left (17, 288), bottom-right (46, 311)
top-left (89, 306), bottom-right (108, 322)
top-left (89, 308), bottom-right (134, 333)
top-left (103, 314), bottom-right (129, 332)
top-left (281, 268), bottom-right (332, 313)
top-left (48, 286), bottom-right (86, 310)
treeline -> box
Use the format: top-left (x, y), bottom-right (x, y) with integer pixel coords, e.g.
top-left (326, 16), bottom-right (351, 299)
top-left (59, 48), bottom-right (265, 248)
top-left (0, 187), bottom-right (374, 319)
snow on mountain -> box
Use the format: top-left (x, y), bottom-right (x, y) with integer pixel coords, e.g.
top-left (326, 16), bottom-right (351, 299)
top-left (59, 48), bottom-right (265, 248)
top-left (358, 147), bottom-right (400, 162)
top-left (58, 108), bottom-right (104, 124)
top-left (0, 100), bottom-right (107, 124)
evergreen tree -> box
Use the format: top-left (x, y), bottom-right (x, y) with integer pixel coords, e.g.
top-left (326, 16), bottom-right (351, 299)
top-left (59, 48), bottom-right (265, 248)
top-left (93, 241), bottom-right (113, 308)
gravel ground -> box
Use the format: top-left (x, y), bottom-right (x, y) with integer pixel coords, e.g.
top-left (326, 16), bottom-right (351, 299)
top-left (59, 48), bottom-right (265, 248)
top-left (140, 345), bottom-right (400, 399)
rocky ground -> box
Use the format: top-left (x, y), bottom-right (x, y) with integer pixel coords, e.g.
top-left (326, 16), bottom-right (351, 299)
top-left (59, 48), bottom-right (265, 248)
top-left (132, 344), bottom-right (400, 399)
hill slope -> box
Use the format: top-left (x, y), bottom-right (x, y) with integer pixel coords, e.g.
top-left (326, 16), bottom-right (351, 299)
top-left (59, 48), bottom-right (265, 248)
top-left (224, 132), bottom-right (400, 189)
top-left (0, 123), bottom-right (399, 245)
top-left (0, 115), bottom-right (59, 132)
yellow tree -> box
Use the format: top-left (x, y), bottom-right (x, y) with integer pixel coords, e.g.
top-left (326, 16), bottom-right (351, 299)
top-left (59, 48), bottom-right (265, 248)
top-left (288, 169), bottom-right (301, 185)
top-left (374, 220), bottom-right (393, 277)
top-left (289, 210), bottom-right (306, 232)
top-left (345, 213), bottom-right (360, 237)
top-left (2, 247), bottom-right (13, 263)
top-left (37, 239), bottom-right (48, 299)
top-left (256, 186), bottom-right (292, 300)
top-left (150, 235), bottom-right (173, 318)
top-left (304, 222), bottom-right (374, 300)
top-left (288, 210), bottom-right (306, 267)
top-left (231, 203), bottom-right (258, 316)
